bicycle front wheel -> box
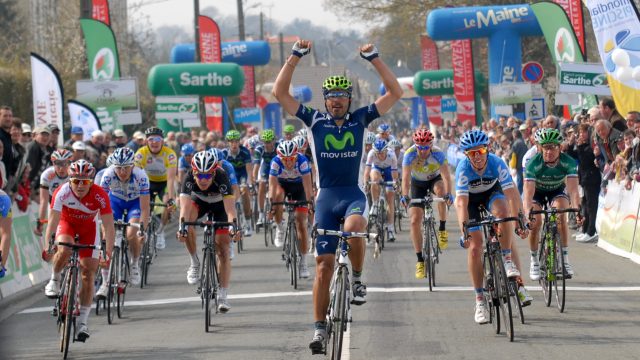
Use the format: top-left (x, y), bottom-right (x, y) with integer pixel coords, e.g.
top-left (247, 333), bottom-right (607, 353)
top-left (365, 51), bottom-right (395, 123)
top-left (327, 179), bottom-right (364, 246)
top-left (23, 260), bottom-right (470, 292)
top-left (494, 254), bottom-right (514, 342)
top-left (554, 243), bottom-right (566, 313)
top-left (107, 248), bottom-right (120, 325)
top-left (423, 221), bottom-right (433, 292)
top-left (509, 279), bottom-right (525, 324)
top-left (140, 236), bottom-right (150, 288)
top-left (117, 250), bottom-right (129, 319)
top-left (482, 251), bottom-right (497, 331)
top-left (539, 236), bottom-right (553, 307)
top-left (331, 268), bottom-right (348, 360)
top-left (62, 266), bottom-right (76, 359)
top-left (290, 222), bottom-right (299, 289)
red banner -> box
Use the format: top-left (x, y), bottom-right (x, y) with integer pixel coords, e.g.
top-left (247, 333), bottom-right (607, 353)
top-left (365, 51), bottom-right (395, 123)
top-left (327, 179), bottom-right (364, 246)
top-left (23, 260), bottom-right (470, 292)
top-left (553, 0), bottom-right (585, 55)
top-left (451, 39), bottom-right (476, 124)
top-left (420, 35), bottom-right (442, 126)
top-left (239, 66), bottom-right (256, 108)
top-left (91, 0), bottom-right (110, 25)
top-left (199, 15), bottom-right (223, 133)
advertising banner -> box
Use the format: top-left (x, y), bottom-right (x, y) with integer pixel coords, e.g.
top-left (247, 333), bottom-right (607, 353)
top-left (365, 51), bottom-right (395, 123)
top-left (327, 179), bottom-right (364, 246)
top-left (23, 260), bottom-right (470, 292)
top-left (199, 15), bottom-right (223, 133)
top-left (76, 78), bottom-right (138, 109)
top-left (67, 100), bottom-right (101, 142)
top-left (441, 98), bottom-right (457, 113)
top-left (30, 53), bottom-right (64, 144)
top-left (156, 96), bottom-right (200, 132)
top-left (91, 0), bottom-right (110, 25)
top-left (263, 103), bottom-right (282, 136)
top-left (239, 66), bottom-right (256, 108)
top-left (170, 41), bottom-right (271, 66)
top-left (234, 107), bottom-right (262, 123)
top-left (585, 0), bottom-right (640, 117)
top-left (421, 35), bottom-right (441, 126)
top-left (558, 62), bottom-right (611, 95)
top-left (80, 19), bottom-right (120, 81)
top-left (490, 83), bottom-right (533, 104)
top-left (553, 0), bottom-right (586, 54)
top-left (147, 63), bottom-right (245, 97)
top-left (413, 69), bottom-right (487, 96)
top-left (451, 39), bottom-right (476, 123)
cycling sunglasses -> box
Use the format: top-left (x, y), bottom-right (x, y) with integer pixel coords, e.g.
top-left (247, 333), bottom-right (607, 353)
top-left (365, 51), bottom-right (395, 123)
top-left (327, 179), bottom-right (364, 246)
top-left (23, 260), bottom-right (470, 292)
top-left (416, 144), bottom-right (431, 151)
top-left (464, 147), bottom-right (488, 157)
top-left (70, 178), bottom-right (93, 186)
top-left (324, 91), bottom-right (350, 99)
top-left (195, 172), bottom-right (214, 180)
top-left (147, 136), bottom-right (163, 143)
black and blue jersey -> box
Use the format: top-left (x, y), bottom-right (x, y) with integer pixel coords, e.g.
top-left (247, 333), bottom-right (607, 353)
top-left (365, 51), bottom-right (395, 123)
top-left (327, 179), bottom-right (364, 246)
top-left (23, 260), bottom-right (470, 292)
top-left (223, 146), bottom-right (251, 178)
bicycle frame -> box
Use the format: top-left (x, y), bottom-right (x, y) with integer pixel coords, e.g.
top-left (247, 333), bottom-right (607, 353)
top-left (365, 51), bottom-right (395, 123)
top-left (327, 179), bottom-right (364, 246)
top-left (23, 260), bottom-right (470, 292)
top-left (409, 195), bottom-right (445, 291)
top-left (273, 200), bottom-right (308, 289)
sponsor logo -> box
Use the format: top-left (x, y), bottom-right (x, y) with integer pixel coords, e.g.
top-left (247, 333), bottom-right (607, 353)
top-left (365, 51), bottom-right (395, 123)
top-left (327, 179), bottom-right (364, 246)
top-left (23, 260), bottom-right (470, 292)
top-left (349, 207), bottom-right (361, 214)
top-left (95, 193), bottom-right (107, 208)
top-left (590, 0), bottom-right (634, 30)
top-left (222, 43), bottom-right (248, 58)
top-left (219, 184), bottom-right (228, 193)
top-left (179, 72), bottom-right (233, 87)
top-left (463, 6), bottom-right (529, 30)
top-left (324, 131), bottom-right (355, 151)
top-left (554, 27), bottom-right (576, 63)
top-left (318, 241), bottom-right (328, 249)
top-left (421, 77), bottom-right (454, 90)
top-left (92, 48), bottom-right (116, 80)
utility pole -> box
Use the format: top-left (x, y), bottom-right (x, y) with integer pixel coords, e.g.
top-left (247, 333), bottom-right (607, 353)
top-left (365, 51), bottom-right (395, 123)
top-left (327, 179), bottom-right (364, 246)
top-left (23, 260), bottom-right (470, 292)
top-left (279, 32), bottom-right (284, 67)
top-left (236, 0), bottom-right (245, 41)
top-left (80, 0), bottom-right (92, 18)
top-left (259, 12), bottom-right (264, 40)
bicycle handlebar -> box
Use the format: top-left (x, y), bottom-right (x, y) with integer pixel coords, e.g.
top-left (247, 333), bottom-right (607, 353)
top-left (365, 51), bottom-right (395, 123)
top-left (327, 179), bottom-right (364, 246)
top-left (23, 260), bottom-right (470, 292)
top-left (271, 200), bottom-right (309, 207)
top-left (463, 216), bottom-right (523, 241)
top-left (56, 241), bottom-right (100, 250)
top-left (409, 197), bottom-right (446, 204)
top-left (315, 228), bottom-right (375, 239)
top-left (114, 220), bottom-right (142, 229)
top-left (367, 181), bottom-right (396, 185)
top-left (529, 208), bottom-right (580, 216)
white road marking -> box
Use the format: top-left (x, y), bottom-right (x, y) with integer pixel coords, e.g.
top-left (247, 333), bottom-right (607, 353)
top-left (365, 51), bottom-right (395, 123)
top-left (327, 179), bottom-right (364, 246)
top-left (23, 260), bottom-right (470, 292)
top-left (344, 322), bottom-right (351, 360)
top-left (18, 286), bottom-right (640, 314)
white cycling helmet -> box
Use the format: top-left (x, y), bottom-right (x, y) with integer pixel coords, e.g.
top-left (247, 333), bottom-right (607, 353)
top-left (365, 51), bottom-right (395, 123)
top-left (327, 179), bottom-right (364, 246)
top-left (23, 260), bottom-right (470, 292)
top-left (365, 132), bottom-right (376, 145)
top-left (292, 135), bottom-right (307, 151)
top-left (276, 140), bottom-right (298, 157)
top-left (191, 150), bottom-right (218, 173)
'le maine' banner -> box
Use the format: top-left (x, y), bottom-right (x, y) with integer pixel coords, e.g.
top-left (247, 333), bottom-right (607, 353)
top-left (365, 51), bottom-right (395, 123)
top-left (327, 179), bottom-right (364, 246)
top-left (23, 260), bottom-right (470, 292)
top-left (199, 15), bottom-right (223, 133)
top-left (421, 35), bottom-right (441, 126)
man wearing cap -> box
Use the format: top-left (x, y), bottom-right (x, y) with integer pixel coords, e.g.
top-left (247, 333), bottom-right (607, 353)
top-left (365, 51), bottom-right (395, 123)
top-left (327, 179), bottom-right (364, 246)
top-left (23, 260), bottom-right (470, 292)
top-left (126, 131), bottom-right (145, 152)
top-left (85, 130), bottom-right (105, 168)
top-left (26, 126), bottom-right (52, 193)
top-left (47, 124), bottom-right (60, 150)
top-left (113, 129), bottom-right (128, 148)
top-left (72, 141), bottom-right (87, 161)
top-left (21, 123), bottom-right (33, 146)
top-left (64, 126), bottom-right (84, 149)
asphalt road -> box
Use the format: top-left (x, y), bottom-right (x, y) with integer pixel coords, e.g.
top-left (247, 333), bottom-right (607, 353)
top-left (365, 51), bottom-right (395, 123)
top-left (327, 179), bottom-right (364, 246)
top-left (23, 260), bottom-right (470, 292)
top-left (2, 210), bottom-right (640, 360)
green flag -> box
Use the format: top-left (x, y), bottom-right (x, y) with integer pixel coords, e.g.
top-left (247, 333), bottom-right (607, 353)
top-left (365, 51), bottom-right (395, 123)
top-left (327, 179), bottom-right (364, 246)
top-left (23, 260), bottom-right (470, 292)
top-left (531, 2), bottom-right (597, 112)
top-left (80, 19), bottom-right (120, 80)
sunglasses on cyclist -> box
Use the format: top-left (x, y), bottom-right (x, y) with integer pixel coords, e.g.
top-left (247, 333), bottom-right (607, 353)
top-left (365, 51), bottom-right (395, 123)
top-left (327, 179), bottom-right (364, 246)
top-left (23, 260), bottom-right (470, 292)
top-left (416, 144), bottom-right (431, 151)
top-left (147, 136), bottom-right (163, 143)
top-left (465, 147), bottom-right (488, 157)
top-left (324, 91), bottom-right (350, 99)
top-left (114, 165), bottom-right (133, 171)
top-left (541, 144), bottom-right (560, 151)
top-left (194, 172), bottom-right (214, 180)
top-left (70, 178), bottom-right (92, 186)
top-left (281, 155), bottom-right (297, 162)
top-left (54, 161), bottom-right (70, 167)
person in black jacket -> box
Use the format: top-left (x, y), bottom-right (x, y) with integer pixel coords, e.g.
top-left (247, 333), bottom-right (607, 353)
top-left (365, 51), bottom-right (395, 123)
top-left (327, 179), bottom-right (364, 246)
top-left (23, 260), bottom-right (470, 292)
top-left (568, 123), bottom-right (601, 243)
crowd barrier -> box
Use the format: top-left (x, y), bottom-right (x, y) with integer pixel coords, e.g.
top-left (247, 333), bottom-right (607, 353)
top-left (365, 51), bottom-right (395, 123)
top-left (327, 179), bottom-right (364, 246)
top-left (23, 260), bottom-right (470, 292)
top-left (0, 202), bottom-right (51, 300)
top-left (595, 181), bottom-right (640, 264)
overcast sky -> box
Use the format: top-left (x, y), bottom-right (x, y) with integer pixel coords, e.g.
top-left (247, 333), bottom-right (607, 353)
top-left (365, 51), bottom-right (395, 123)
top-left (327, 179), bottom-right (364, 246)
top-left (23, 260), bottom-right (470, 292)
top-left (133, 0), bottom-right (367, 36)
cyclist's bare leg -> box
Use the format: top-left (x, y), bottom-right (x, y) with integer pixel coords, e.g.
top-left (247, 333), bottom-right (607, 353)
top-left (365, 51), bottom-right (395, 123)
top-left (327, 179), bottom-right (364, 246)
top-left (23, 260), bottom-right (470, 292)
top-left (553, 197), bottom-right (571, 247)
top-left (51, 235), bottom-right (73, 274)
top-left (273, 186), bottom-right (285, 223)
top-left (241, 185), bottom-right (252, 219)
top-left (295, 210), bottom-right (309, 254)
top-left (385, 189), bottom-right (394, 226)
top-left (345, 214), bottom-right (366, 273)
top-left (215, 234), bottom-right (231, 288)
top-left (490, 199), bottom-right (513, 251)
top-left (467, 231), bottom-right (484, 289)
top-left (127, 219), bottom-right (142, 260)
top-left (370, 171), bottom-right (382, 204)
top-left (528, 204), bottom-right (543, 252)
top-left (258, 181), bottom-right (267, 214)
top-left (313, 254), bottom-right (334, 321)
top-left (409, 207), bottom-right (424, 253)
top-left (433, 180), bottom-right (447, 221)
top-left (79, 257), bottom-right (99, 307)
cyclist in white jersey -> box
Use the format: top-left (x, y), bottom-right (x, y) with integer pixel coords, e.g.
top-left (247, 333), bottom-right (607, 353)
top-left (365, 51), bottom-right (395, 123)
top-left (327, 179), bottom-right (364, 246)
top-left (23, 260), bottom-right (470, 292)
top-left (35, 149), bottom-right (72, 236)
top-left (364, 138), bottom-right (398, 241)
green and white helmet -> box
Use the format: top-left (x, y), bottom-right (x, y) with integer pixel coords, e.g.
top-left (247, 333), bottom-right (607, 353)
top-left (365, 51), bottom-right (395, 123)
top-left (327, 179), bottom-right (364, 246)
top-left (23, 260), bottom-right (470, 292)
top-left (538, 128), bottom-right (563, 145)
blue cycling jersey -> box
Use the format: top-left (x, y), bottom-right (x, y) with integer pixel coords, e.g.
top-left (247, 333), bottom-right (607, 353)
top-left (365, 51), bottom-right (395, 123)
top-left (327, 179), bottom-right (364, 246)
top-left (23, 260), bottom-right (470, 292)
top-left (295, 104), bottom-right (380, 188)
top-left (223, 146), bottom-right (251, 173)
top-left (269, 154), bottom-right (311, 183)
top-left (100, 166), bottom-right (150, 201)
top-left (455, 153), bottom-right (514, 196)
top-left (178, 156), bottom-right (189, 172)
top-left (220, 159), bottom-right (238, 186)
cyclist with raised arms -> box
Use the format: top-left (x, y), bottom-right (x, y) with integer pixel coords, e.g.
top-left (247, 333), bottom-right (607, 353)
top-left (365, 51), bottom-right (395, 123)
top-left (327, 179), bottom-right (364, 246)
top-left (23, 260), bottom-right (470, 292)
top-left (454, 130), bottom-right (529, 324)
top-left (253, 129), bottom-right (279, 227)
top-left (523, 128), bottom-right (582, 280)
top-left (364, 138), bottom-right (398, 241)
top-left (97, 148), bottom-right (150, 290)
top-left (134, 127), bottom-right (177, 250)
top-left (44, 160), bottom-right (115, 341)
top-left (400, 128), bottom-right (452, 278)
top-left (177, 151), bottom-right (237, 312)
top-left (272, 39), bottom-right (402, 352)
top-left (35, 149), bottom-right (72, 237)
top-left (268, 140), bottom-right (314, 277)
top-left (223, 129), bottom-right (254, 236)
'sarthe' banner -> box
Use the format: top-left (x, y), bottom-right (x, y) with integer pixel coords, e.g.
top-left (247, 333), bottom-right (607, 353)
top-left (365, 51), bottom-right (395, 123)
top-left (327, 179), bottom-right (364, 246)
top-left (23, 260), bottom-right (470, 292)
top-left (451, 39), bottom-right (476, 124)
top-left (68, 100), bottom-right (101, 142)
top-left (420, 35), bottom-right (441, 126)
top-left (199, 15), bottom-right (223, 133)
top-left (586, 0), bottom-right (640, 117)
top-left (240, 66), bottom-right (256, 108)
top-left (30, 53), bottom-right (64, 145)
top-left (553, 0), bottom-right (586, 55)
top-left (91, 0), bottom-right (110, 25)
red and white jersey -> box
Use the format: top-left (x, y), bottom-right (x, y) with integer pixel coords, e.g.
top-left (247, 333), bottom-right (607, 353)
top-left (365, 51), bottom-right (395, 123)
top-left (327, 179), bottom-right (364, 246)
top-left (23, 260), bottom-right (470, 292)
top-left (51, 183), bottom-right (112, 224)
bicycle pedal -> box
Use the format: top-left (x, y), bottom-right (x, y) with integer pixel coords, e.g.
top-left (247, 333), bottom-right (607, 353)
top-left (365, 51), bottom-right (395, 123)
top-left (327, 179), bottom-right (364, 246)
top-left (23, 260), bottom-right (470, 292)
top-left (51, 308), bottom-right (58, 317)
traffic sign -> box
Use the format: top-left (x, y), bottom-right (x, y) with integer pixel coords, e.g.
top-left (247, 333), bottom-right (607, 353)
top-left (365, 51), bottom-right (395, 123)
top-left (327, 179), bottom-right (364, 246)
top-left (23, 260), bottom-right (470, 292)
top-left (522, 61), bottom-right (544, 84)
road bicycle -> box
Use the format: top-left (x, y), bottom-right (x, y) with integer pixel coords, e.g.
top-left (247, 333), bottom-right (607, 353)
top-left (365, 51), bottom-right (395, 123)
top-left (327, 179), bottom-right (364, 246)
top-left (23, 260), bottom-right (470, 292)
top-left (367, 180), bottom-right (395, 256)
top-left (409, 194), bottom-right (445, 291)
top-left (529, 207), bottom-right (579, 313)
top-left (180, 214), bottom-right (234, 333)
top-left (272, 200), bottom-right (308, 289)
top-left (141, 200), bottom-right (168, 288)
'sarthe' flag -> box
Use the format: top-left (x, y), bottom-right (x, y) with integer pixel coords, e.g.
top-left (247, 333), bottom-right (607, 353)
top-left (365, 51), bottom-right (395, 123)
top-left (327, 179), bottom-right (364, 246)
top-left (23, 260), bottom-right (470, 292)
top-left (30, 53), bottom-right (64, 145)
top-left (68, 100), bottom-right (101, 142)
top-left (91, 0), bottom-right (110, 25)
top-left (421, 35), bottom-right (441, 126)
top-left (199, 15), bottom-right (223, 133)
top-left (451, 39), bottom-right (476, 124)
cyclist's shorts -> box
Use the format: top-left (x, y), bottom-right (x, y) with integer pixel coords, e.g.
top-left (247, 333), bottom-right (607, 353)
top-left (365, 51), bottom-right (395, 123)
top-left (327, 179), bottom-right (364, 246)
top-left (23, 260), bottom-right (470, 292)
top-left (258, 161), bottom-right (270, 181)
top-left (109, 194), bottom-right (141, 222)
top-left (409, 174), bottom-right (443, 209)
top-left (371, 167), bottom-right (394, 190)
top-left (56, 220), bottom-right (101, 259)
top-left (235, 169), bottom-right (248, 184)
top-left (149, 181), bottom-right (167, 200)
top-left (190, 197), bottom-right (229, 235)
top-left (466, 182), bottom-right (505, 232)
top-left (533, 187), bottom-right (568, 208)
top-left (0, 194), bottom-right (11, 218)
top-left (278, 181), bottom-right (307, 211)
top-left (315, 186), bottom-right (367, 256)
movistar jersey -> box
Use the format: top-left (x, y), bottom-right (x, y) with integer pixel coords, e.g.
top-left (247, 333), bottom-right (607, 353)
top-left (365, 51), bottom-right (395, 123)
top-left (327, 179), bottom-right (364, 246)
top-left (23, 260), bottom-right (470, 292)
top-left (455, 153), bottom-right (514, 196)
top-left (524, 153), bottom-right (577, 191)
top-left (295, 104), bottom-right (380, 188)
top-left (269, 155), bottom-right (311, 183)
top-left (223, 146), bottom-right (251, 174)
top-left (252, 143), bottom-right (278, 165)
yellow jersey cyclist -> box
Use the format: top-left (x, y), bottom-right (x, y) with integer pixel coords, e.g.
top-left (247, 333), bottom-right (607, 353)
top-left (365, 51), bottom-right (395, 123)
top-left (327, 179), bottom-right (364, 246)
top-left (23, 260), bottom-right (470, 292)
top-left (134, 127), bottom-right (177, 250)
top-left (454, 129), bottom-right (532, 324)
top-left (523, 128), bottom-right (583, 280)
top-left (400, 128), bottom-right (453, 278)
top-left (273, 39), bottom-right (402, 352)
